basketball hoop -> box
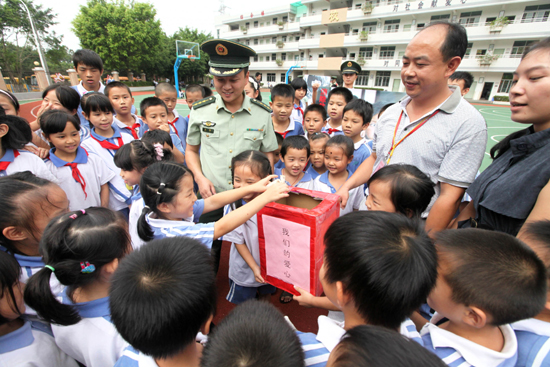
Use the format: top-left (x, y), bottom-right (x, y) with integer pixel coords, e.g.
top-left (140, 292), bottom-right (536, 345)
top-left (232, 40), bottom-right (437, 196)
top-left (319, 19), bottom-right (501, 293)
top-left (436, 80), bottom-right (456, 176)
top-left (189, 55), bottom-right (196, 62)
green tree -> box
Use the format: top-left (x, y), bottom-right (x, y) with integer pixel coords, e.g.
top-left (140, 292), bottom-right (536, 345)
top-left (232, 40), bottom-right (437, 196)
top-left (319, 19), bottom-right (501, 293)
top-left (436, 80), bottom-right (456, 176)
top-left (72, 0), bottom-right (164, 78)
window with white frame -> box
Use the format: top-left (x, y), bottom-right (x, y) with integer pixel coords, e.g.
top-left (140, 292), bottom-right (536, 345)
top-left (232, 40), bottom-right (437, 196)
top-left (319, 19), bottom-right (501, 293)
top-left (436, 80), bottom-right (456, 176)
top-left (359, 47), bottom-right (373, 59)
top-left (375, 71), bottom-right (391, 87)
top-left (383, 19), bottom-right (400, 33)
top-left (267, 73), bottom-right (276, 82)
top-left (282, 53), bottom-right (287, 61)
top-left (498, 73), bottom-right (513, 93)
top-left (511, 40), bottom-right (537, 58)
top-left (253, 55), bottom-right (258, 62)
top-left (356, 71), bottom-right (370, 86)
top-left (464, 43), bottom-right (473, 58)
top-left (254, 21), bottom-right (258, 28)
top-left (459, 11), bottom-right (481, 27)
top-left (431, 14), bottom-right (451, 21)
top-left (280, 74), bottom-right (286, 82)
top-left (475, 49), bottom-right (487, 58)
top-left (522, 5), bottom-right (550, 23)
top-left (254, 39), bottom-right (258, 45)
top-left (379, 46), bottom-right (396, 59)
top-left (362, 21), bottom-right (377, 34)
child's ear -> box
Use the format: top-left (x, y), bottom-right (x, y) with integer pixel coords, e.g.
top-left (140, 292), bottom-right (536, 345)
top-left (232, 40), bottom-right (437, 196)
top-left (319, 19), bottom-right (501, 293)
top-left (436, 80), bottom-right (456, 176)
top-left (131, 97), bottom-right (135, 106)
top-left (335, 281), bottom-right (350, 309)
top-left (0, 123), bottom-right (9, 139)
top-left (201, 314), bottom-right (215, 335)
top-left (269, 101), bottom-right (273, 108)
top-left (157, 202), bottom-right (172, 215)
top-left (462, 306), bottom-right (488, 329)
top-left (347, 154), bottom-right (354, 164)
top-left (100, 258), bottom-right (119, 281)
top-left (2, 226), bottom-right (29, 241)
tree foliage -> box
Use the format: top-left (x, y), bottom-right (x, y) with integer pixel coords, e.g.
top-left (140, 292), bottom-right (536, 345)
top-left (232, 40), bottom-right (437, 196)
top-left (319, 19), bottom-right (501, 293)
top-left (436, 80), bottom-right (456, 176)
top-left (170, 27), bottom-right (212, 83)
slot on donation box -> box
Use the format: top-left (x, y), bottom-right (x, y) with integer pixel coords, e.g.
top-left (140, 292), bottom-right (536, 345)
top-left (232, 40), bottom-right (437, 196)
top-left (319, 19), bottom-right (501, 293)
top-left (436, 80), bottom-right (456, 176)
top-left (258, 187), bottom-right (340, 296)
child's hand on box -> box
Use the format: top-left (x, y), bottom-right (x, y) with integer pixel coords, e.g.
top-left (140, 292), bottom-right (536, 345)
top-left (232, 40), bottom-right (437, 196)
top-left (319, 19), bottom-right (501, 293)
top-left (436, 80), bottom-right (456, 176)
top-left (293, 286), bottom-right (316, 307)
top-left (259, 181), bottom-right (290, 204)
top-left (250, 174), bottom-right (279, 193)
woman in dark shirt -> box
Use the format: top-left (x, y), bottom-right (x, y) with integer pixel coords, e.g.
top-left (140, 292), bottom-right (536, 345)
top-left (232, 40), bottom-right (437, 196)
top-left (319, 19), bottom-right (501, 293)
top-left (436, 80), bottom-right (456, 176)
top-left (456, 37), bottom-right (550, 237)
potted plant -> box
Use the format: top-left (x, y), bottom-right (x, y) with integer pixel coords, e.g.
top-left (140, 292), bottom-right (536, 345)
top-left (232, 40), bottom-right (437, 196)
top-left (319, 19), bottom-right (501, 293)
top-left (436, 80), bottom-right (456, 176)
top-left (277, 21), bottom-right (285, 30)
top-left (489, 16), bottom-right (510, 33)
top-left (359, 30), bottom-right (369, 41)
top-left (357, 57), bottom-right (366, 66)
top-left (276, 40), bottom-right (285, 48)
top-left (479, 53), bottom-right (499, 66)
top-left (240, 26), bottom-right (248, 34)
top-left (362, 1), bottom-right (373, 15)
top-left (276, 59), bottom-right (283, 66)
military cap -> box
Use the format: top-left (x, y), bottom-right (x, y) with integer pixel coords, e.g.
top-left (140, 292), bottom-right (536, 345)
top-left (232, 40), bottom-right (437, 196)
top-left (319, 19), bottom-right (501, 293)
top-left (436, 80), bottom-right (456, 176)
top-left (340, 60), bottom-right (362, 75)
top-left (201, 39), bottom-right (256, 77)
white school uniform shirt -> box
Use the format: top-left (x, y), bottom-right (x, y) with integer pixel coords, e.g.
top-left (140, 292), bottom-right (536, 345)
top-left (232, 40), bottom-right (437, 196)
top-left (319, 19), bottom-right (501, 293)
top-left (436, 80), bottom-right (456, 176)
top-left (113, 114), bottom-right (144, 139)
top-left (45, 147), bottom-right (115, 211)
top-left (129, 195), bottom-right (145, 249)
top-left (290, 100), bottom-right (305, 124)
top-left (312, 171), bottom-right (364, 216)
top-left (81, 126), bottom-right (133, 211)
top-left (144, 199), bottom-right (214, 248)
top-left (0, 320), bottom-right (78, 367)
top-left (298, 316), bottom-right (423, 367)
top-left (275, 167), bottom-right (314, 190)
top-left (115, 346), bottom-right (157, 367)
top-left (421, 312), bottom-right (518, 367)
top-left (0, 148), bottom-right (58, 183)
top-left (512, 318), bottom-right (550, 367)
top-left (321, 120), bottom-right (344, 137)
top-left (52, 291), bottom-right (129, 367)
top-left (275, 118), bottom-right (306, 139)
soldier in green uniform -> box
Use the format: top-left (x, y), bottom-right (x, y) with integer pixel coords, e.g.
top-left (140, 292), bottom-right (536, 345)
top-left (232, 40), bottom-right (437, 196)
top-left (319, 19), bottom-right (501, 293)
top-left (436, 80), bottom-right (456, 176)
top-left (340, 60), bottom-right (362, 89)
top-left (186, 39), bottom-right (278, 273)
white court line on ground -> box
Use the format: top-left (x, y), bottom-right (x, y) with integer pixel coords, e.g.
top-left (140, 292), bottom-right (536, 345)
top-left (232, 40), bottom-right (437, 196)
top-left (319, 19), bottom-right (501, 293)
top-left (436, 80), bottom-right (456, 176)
top-left (491, 135), bottom-right (507, 143)
top-left (31, 104), bottom-right (41, 118)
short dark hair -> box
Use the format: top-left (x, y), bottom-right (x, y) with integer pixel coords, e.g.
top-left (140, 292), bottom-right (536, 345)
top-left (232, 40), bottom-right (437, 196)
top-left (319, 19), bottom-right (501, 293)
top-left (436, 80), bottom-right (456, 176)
top-left (290, 77), bottom-right (307, 91)
top-left (0, 251), bottom-right (22, 325)
top-left (114, 140), bottom-right (173, 172)
top-left (368, 164), bottom-right (435, 218)
top-left (142, 129), bottom-right (174, 149)
top-left (0, 115), bottom-right (32, 151)
top-left (155, 82), bottom-right (177, 96)
top-left (0, 90), bottom-right (20, 112)
top-left (331, 325), bottom-right (446, 367)
top-left (435, 229), bottom-right (547, 325)
top-left (184, 84), bottom-right (205, 98)
top-left (325, 135), bottom-right (354, 158)
top-left (309, 132), bottom-right (330, 143)
top-left (449, 71), bottom-right (474, 89)
top-left (271, 83), bottom-right (295, 101)
top-left (255, 72), bottom-right (262, 77)
top-left (324, 211), bottom-right (437, 330)
top-left (81, 93), bottom-right (114, 116)
top-left (327, 87), bottom-right (353, 104)
top-left (421, 21), bottom-right (468, 60)
top-left (41, 85), bottom-right (81, 113)
top-left (110, 237), bottom-right (216, 359)
top-left (304, 104), bottom-right (327, 122)
top-left (140, 97), bottom-right (168, 117)
top-left (79, 91), bottom-right (101, 111)
top-left (378, 103), bottom-right (394, 118)
top-left (72, 49), bottom-right (103, 71)
top-left (202, 86), bottom-right (213, 97)
top-left (280, 135), bottom-right (310, 158)
top-left (40, 110), bottom-right (81, 142)
top-left (343, 99), bottom-right (373, 126)
top-left (523, 220), bottom-right (550, 279)
top-left (200, 300), bottom-right (304, 367)
top-left (104, 81), bottom-right (133, 98)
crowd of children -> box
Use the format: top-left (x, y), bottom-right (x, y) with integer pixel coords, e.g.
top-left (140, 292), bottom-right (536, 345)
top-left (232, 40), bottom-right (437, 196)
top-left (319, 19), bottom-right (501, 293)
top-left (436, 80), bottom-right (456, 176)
top-left (0, 43), bottom-right (548, 367)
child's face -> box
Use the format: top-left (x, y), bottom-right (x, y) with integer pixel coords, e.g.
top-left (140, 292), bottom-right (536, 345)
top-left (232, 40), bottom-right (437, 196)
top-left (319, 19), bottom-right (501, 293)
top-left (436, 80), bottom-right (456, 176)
top-left (120, 169), bottom-right (143, 187)
top-left (76, 62), bottom-right (103, 91)
top-left (108, 87), bottom-right (134, 115)
top-left (233, 164), bottom-right (263, 202)
top-left (244, 83), bottom-right (258, 99)
top-left (324, 145), bottom-right (351, 175)
top-left (0, 95), bottom-right (17, 116)
top-left (42, 89), bottom-right (72, 114)
top-left (295, 87), bottom-right (307, 101)
top-left (282, 147), bottom-right (309, 178)
top-left (327, 95), bottom-right (347, 122)
top-left (157, 91), bottom-right (178, 113)
top-left (163, 175), bottom-right (197, 219)
top-left (47, 121), bottom-right (80, 156)
top-left (342, 110), bottom-right (366, 141)
top-left (86, 110), bottom-right (114, 133)
top-left (427, 254), bottom-right (464, 322)
top-left (143, 106), bottom-right (169, 131)
top-left (0, 281), bottom-right (25, 320)
top-left (310, 138), bottom-right (328, 169)
top-left (274, 144), bottom-right (282, 163)
top-left (365, 180), bottom-right (396, 213)
top-left (185, 91), bottom-right (203, 109)
top-left (270, 96), bottom-right (294, 123)
top-left (304, 111), bottom-right (326, 135)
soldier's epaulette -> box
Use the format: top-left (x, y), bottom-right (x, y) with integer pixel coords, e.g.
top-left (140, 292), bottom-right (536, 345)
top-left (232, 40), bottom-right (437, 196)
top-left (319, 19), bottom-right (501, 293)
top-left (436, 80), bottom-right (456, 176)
top-left (250, 98), bottom-right (272, 113)
top-left (192, 96), bottom-right (216, 109)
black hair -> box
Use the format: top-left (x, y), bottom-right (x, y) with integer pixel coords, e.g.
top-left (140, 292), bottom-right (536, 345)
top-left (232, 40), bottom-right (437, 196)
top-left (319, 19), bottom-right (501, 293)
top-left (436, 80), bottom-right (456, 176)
top-left (104, 81), bottom-right (133, 98)
top-left (41, 84), bottom-right (81, 113)
top-left (280, 135), bottom-right (310, 158)
top-left (304, 104), bottom-right (327, 122)
top-left (114, 140), bottom-right (173, 172)
top-left (275, 131), bottom-right (284, 146)
top-left (80, 91), bottom-right (101, 111)
top-left (271, 83), bottom-right (295, 101)
top-left (422, 21), bottom-right (468, 60)
top-left (435, 229), bottom-right (547, 325)
top-left (255, 72), bottom-right (262, 77)
top-left (449, 71), bottom-right (474, 90)
top-left (72, 49), bottom-right (103, 71)
top-left (201, 300), bottom-right (304, 367)
top-left (0, 90), bottom-right (20, 113)
top-left (0, 115), bottom-right (32, 151)
top-left (138, 162), bottom-right (194, 242)
top-left (24, 207), bottom-right (130, 326)
top-left (331, 325), bottom-right (446, 367)
top-left (202, 86), bottom-right (213, 97)
top-left (231, 150), bottom-right (272, 209)
top-left (522, 36), bottom-right (550, 59)
top-left (247, 78), bottom-right (262, 101)
top-left (140, 97), bottom-right (168, 117)
top-left (110, 237), bottom-right (216, 359)
top-left (0, 172), bottom-right (57, 254)
top-left (40, 110), bottom-right (81, 142)
top-left (142, 129), bottom-right (174, 149)
top-left (309, 132), bottom-right (330, 142)
top-left (523, 220), bottom-right (550, 279)
top-left (368, 164), bottom-right (435, 218)
top-left (0, 105), bottom-right (5, 117)
top-left (324, 211), bottom-right (437, 330)
top-left (343, 99), bottom-right (373, 126)
top-left (155, 82), bottom-right (178, 96)
top-left (325, 135), bottom-right (354, 158)
top-left (290, 77), bottom-right (307, 91)
top-left (0, 251), bottom-right (23, 325)
top-left (378, 103), bottom-right (394, 118)
top-left (184, 84), bottom-right (205, 98)
top-left (327, 87), bottom-right (353, 104)
top-left (81, 93), bottom-right (114, 116)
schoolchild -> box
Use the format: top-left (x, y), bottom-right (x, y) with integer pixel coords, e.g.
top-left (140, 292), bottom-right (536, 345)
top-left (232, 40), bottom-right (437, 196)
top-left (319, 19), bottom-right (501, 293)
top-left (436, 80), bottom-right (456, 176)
top-left (42, 110), bottom-right (114, 210)
top-left (303, 104), bottom-right (328, 138)
top-left (245, 77), bottom-right (262, 101)
top-left (276, 135), bottom-right (314, 189)
top-left (274, 132), bottom-right (285, 170)
top-left (321, 88), bottom-right (353, 137)
top-left (155, 83), bottom-right (188, 151)
top-left (0, 89), bottom-right (19, 116)
top-left (271, 84), bottom-right (305, 138)
top-left (421, 229), bottom-right (547, 366)
top-left (306, 132), bottom-right (329, 179)
top-left (341, 99), bottom-right (373, 174)
top-left (185, 84), bottom-right (206, 109)
top-left (137, 161), bottom-right (289, 247)
top-left (105, 81), bottom-right (143, 139)
top-left (111, 237), bottom-right (216, 367)
top-left (0, 251), bottom-right (78, 367)
top-left (80, 94), bottom-right (133, 216)
top-left (71, 49), bottom-right (106, 128)
top-left (290, 77), bottom-right (308, 123)
top-left (24, 208), bottom-right (131, 367)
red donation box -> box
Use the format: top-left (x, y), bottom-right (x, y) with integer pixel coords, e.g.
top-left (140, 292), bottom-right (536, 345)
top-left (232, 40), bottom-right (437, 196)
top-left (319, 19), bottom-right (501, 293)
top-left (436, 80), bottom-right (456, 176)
top-left (257, 188), bottom-right (340, 296)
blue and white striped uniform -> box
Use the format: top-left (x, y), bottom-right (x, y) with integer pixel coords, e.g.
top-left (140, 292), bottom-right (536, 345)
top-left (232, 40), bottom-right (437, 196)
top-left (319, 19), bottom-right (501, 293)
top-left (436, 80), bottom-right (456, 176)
top-left (348, 138), bottom-right (372, 174)
top-left (0, 149), bottom-right (58, 183)
top-left (312, 171), bottom-right (364, 216)
top-left (114, 346), bottom-right (156, 367)
top-left (512, 318), bottom-right (550, 367)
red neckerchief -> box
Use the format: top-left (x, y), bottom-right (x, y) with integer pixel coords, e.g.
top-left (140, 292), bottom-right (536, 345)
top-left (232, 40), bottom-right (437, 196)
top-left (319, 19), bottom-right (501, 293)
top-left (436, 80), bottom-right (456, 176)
top-left (327, 128), bottom-right (340, 135)
top-left (295, 106), bottom-right (304, 121)
top-left (123, 123), bottom-right (140, 139)
top-left (91, 134), bottom-right (124, 150)
top-left (168, 117), bottom-right (179, 136)
top-left (275, 131), bottom-right (290, 139)
top-left (65, 149), bottom-right (89, 198)
top-left (0, 150), bottom-right (20, 171)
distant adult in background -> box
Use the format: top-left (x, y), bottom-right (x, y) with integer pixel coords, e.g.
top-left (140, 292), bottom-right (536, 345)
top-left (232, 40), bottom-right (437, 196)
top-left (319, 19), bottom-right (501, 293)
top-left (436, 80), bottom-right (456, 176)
top-left (340, 60), bottom-right (361, 89)
top-left (330, 76), bottom-right (339, 88)
top-left (448, 71), bottom-right (474, 97)
top-left (337, 22), bottom-right (487, 236)
top-left (255, 72), bottom-right (262, 84)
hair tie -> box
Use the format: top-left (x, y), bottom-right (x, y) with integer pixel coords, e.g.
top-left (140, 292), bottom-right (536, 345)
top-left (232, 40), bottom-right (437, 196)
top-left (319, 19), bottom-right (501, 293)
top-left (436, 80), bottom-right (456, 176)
top-left (45, 265), bottom-right (55, 272)
top-left (153, 143), bottom-right (164, 161)
top-left (157, 183), bottom-right (166, 195)
top-left (69, 209), bottom-right (86, 219)
top-left (80, 262), bottom-right (96, 274)
top-left (144, 205), bottom-right (150, 210)
top-left (0, 90), bottom-right (17, 106)
top-left (248, 76), bottom-right (259, 91)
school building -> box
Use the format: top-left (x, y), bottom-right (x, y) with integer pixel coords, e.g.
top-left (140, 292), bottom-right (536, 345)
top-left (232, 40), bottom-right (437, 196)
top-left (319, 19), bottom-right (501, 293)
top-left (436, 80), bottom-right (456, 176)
top-left (214, 0), bottom-right (550, 101)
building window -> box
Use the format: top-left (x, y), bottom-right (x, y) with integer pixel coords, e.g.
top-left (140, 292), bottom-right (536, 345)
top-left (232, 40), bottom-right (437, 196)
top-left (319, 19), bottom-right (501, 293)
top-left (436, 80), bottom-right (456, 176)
top-left (493, 48), bottom-right (505, 57)
top-left (272, 37), bottom-right (277, 43)
top-left (355, 3), bottom-right (362, 9)
top-left (387, 0), bottom-right (402, 4)
top-left (379, 46), bottom-right (396, 59)
top-left (295, 36), bottom-right (300, 41)
top-left (475, 49), bottom-right (487, 58)
top-left (485, 17), bottom-right (496, 26)
top-left (253, 55), bottom-right (258, 62)
top-left (349, 53), bottom-right (356, 59)
top-left (245, 40), bottom-right (250, 45)
top-left (464, 43), bottom-right (473, 58)
top-left (282, 53), bottom-right (287, 61)
top-left (383, 19), bottom-right (400, 33)
top-left (522, 5), bottom-right (550, 23)
top-left (362, 21), bottom-right (377, 34)
top-left (375, 71), bottom-right (391, 87)
top-left (359, 47), bottom-right (373, 59)
top-left (318, 54), bottom-right (324, 58)
top-left (260, 56), bottom-right (264, 62)
top-left (498, 73), bottom-right (513, 93)
top-left (282, 36), bottom-right (287, 42)
top-left (266, 56), bottom-right (270, 61)
top-left (320, 32), bottom-right (326, 35)
top-left (282, 16), bottom-right (288, 23)
top-left (431, 14), bottom-right (450, 21)
top-left (352, 29), bottom-right (359, 35)
top-left (416, 23), bottom-right (425, 30)
top-left (245, 22), bottom-right (250, 29)
top-left (254, 39), bottom-right (258, 45)
top-left (266, 21), bottom-right (271, 26)
top-left (254, 21), bottom-right (258, 28)
top-left (273, 18), bottom-right (278, 24)
top-left (230, 24), bottom-right (238, 31)
top-left (356, 71), bottom-right (370, 86)
top-left (267, 73), bottom-right (276, 82)
top-left (403, 24), bottom-right (411, 31)
top-left (266, 39), bottom-right (270, 44)
top-left (281, 74), bottom-right (286, 82)
top-left (272, 53), bottom-right (277, 60)
top-left (260, 39), bottom-right (264, 45)
top-left (459, 11), bottom-right (482, 27)
top-left (511, 40), bottom-right (537, 58)
top-left (260, 22), bottom-right (264, 27)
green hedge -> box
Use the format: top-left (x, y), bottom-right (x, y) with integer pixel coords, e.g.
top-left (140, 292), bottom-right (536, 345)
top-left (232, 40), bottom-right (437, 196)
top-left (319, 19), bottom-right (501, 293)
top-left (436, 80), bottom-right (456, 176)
top-left (121, 81), bottom-right (154, 87)
top-left (493, 95), bottom-right (509, 102)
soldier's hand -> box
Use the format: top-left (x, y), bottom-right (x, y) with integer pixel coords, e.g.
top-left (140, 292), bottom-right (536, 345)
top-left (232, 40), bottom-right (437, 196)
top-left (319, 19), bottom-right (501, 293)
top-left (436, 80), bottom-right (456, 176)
top-left (197, 176), bottom-right (216, 198)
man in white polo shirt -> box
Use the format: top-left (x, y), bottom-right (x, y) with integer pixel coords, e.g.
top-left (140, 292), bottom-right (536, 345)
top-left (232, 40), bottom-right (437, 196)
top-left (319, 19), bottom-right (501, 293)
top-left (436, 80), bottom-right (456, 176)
top-left (337, 21), bottom-right (487, 235)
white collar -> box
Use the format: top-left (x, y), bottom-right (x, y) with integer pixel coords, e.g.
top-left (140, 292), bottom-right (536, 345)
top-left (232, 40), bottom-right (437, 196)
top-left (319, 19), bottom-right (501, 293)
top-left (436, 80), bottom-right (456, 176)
top-left (354, 138), bottom-right (367, 150)
top-left (113, 114), bottom-right (139, 128)
top-left (171, 109), bottom-right (180, 120)
top-left (146, 213), bottom-right (195, 228)
top-left (76, 81), bottom-right (105, 97)
top-left (422, 313), bottom-right (517, 367)
top-left (512, 318), bottom-right (550, 337)
top-left (284, 118), bottom-right (296, 132)
top-left (315, 315), bottom-right (345, 352)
